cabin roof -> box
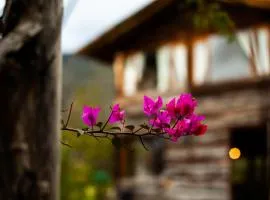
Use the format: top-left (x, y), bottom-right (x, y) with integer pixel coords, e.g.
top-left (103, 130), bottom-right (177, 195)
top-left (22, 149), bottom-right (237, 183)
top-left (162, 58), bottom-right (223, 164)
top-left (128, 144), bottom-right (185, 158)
top-left (77, 0), bottom-right (270, 63)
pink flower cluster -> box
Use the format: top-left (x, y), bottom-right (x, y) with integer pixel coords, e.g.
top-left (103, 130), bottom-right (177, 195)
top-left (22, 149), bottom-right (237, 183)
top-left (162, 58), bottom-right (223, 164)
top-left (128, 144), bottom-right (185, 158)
top-left (81, 93), bottom-right (207, 142)
top-left (82, 104), bottom-right (125, 128)
top-left (143, 94), bottom-right (207, 142)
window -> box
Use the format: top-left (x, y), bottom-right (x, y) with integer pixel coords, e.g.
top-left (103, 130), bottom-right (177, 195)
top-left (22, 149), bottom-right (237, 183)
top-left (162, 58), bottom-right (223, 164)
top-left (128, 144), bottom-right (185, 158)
top-left (237, 27), bottom-right (270, 76)
top-left (193, 27), bottom-right (270, 86)
top-left (208, 35), bottom-right (251, 82)
top-left (123, 52), bottom-right (145, 96)
top-left (157, 44), bottom-right (188, 92)
top-left (193, 39), bottom-right (210, 85)
top-left (137, 51), bottom-right (157, 91)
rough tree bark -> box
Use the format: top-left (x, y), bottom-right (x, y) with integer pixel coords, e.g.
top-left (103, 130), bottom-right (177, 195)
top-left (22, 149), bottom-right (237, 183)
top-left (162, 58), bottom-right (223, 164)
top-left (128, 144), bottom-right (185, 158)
top-left (0, 0), bottom-right (63, 200)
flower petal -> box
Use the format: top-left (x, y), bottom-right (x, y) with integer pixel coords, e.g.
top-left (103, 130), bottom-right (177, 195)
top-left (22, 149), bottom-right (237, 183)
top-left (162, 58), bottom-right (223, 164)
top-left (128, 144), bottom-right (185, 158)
top-left (109, 105), bottom-right (125, 124)
top-left (193, 124), bottom-right (208, 136)
top-left (166, 98), bottom-right (176, 116)
top-left (112, 104), bottom-right (120, 112)
top-left (81, 106), bottom-right (100, 127)
top-left (92, 107), bottom-right (101, 118)
top-left (155, 96), bottom-right (163, 109)
top-left (143, 96), bottom-right (155, 116)
top-left (144, 96), bottom-right (155, 106)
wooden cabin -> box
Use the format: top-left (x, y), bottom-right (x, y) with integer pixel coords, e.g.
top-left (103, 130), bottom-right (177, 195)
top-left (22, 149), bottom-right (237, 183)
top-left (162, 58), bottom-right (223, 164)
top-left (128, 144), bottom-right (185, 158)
top-left (78, 0), bottom-right (270, 199)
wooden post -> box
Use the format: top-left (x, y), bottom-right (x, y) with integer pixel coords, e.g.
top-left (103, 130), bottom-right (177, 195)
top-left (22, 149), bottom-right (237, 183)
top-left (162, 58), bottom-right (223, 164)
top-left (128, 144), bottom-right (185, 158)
top-left (0, 0), bottom-right (62, 199)
top-left (249, 30), bottom-right (258, 77)
top-left (187, 34), bottom-right (194, 91)
top-left (113, 52), bottom-right (125, 97)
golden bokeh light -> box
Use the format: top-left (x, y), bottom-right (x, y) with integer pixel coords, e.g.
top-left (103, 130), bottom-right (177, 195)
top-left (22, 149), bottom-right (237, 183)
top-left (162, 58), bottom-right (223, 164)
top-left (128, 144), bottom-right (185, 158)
top-left (229, 147), bottom-right (241, 160)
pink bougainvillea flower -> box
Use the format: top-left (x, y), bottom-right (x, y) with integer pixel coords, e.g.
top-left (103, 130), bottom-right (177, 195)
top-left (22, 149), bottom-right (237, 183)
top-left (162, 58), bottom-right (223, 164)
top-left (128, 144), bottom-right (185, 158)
top-left (109, 104), bottom-right (125, 124)
top-left (165, 113), bottom-right (207, 142)
top-left (186, 114), bottom-right (205, 131)
top-left (178, 93), bottom-right (197, 117)
top-left (193, 124), bottom-right (208, 136)
top-left (149, 110), bottom-right (171, 129)
top-left (185, 114), bottom-right (207, 136)
top-left (82, 106), bottom-right (101, 127)
top-left (143, 95), bottom-right (163, 117)
top-left (166, 93), bottom-right (197, 119)
top-left (165, 120), bottom-right (189, 142)
top-left (166, 97), bottom-right (177, 118)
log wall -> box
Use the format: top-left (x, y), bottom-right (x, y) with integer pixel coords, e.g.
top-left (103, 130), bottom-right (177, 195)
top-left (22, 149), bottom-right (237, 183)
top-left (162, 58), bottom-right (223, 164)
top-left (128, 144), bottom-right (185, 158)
top-left (161, 87), bottom-right (269, 200)
top-left (122, 83), bottom-right (270, 200)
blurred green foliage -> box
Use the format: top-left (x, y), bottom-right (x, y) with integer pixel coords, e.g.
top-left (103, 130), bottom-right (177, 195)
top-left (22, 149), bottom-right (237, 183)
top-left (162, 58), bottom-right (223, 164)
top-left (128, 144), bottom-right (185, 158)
top-left (61, 56), bottom-right (115, 200)
top-left (187, 0), bottom-right (235, 41)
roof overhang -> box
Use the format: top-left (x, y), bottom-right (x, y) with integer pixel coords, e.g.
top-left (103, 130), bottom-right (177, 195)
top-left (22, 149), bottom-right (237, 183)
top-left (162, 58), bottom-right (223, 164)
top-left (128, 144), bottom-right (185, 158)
top-left (77, 0), bottom-right (270, 63)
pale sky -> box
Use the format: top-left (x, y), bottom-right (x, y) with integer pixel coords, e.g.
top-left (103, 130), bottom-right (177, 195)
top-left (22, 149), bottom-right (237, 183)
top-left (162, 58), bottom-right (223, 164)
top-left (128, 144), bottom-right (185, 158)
top-left (0, 0), bottom-right (153, 54)
top-left (62, 0), bottom-right (153, 54)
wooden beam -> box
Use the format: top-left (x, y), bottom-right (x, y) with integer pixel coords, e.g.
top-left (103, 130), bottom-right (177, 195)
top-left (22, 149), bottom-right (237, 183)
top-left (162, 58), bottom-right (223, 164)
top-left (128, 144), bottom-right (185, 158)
top-left (249, 30), bottom-right (258, 76)
top-left (113, 52), bottom-right (125, 97)
top-left (205, 38), bottom-right (212, 82)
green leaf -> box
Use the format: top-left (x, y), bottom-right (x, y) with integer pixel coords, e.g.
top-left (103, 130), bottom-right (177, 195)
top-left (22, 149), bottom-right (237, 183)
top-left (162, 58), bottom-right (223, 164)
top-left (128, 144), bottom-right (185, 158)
top-left (112, 137), bottom-right (121, 149)
top-left (125, 125), bottom-right (135, 132)
top-left (82, 127), bottom-right (89, 131)
top-left (95, 122), bottom-right (103, 128)
top-left (109, 126), bottom-right (122, 131)
top-left (140, 124), bottom-right (150, 130)
top-left (75, 129), bottom-right (84, 137)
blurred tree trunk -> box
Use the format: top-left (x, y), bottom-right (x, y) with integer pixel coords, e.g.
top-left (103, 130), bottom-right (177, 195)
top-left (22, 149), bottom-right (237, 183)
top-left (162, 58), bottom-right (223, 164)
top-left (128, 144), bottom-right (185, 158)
top-left (0, 0), bottom-right (62, 200)
top-left (267, 86), bottom-right (270, 200)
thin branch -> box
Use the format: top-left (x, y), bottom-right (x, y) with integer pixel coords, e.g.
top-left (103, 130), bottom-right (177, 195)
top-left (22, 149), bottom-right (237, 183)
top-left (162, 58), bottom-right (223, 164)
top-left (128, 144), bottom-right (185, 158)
top-left (172, 119), bottom-right (180, 129)
top-left (139, 136), bottom-right (149, 151)
top-left (64, 102), bottom-right (73, 127)
top-left (133, 127), bottom-right (143, 134)
top-left (62, 127), bottom-right (171, 141)
top-left (148, 117), bottom-right (156, 133)
top-left (61, 141), bottom-right (72, 148)
top-left (101, 111), bottom-right (113, 131)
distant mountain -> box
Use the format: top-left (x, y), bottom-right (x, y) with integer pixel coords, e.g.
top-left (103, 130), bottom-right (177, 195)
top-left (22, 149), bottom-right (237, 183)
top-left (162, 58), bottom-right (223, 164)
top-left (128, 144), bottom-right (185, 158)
top-left (62, 54), bottom-right (114, 109)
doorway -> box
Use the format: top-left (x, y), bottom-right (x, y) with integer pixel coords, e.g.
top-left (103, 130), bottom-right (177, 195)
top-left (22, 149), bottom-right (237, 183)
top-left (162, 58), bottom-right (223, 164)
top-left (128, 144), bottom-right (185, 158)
top-left (230, 124), bottom-right (267, 200)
